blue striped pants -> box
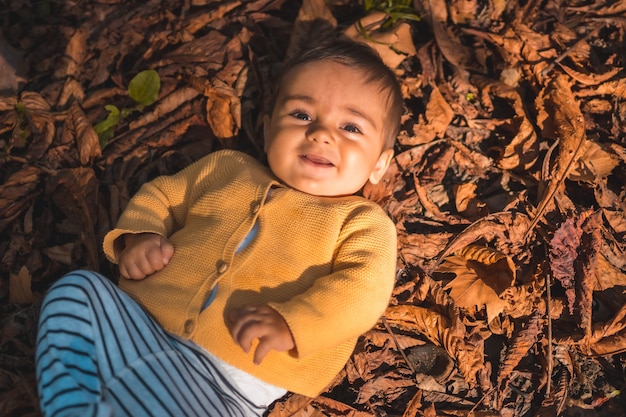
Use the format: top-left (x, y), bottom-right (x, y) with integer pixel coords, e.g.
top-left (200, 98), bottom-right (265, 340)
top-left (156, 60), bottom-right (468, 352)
top-left (36, 270), bottom-right (266, 417)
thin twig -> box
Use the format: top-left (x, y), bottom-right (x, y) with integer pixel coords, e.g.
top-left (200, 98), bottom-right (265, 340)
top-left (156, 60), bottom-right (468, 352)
top-left (545, 271), bottom-right (553, 396)
top-left (381, 317), bottom-right (416, 374)
top-left (541, 25), bottom-right (603, 76)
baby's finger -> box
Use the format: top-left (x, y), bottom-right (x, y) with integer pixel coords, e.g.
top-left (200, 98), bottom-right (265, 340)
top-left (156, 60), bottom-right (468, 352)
top-left (135, 255), bottom-right (156, 276)
top-left (159, 237), bottom-right (174, 264)
top-left (120, 262), bottom-right (146, 280)
top-left (239, 321), bottom-right (264, 352)
top-left (253, 337), bottom-right (273, 365)
top-left (146, 246), bottom-right (166, 271)
top-left (233, 319), bottom-right (264, 353)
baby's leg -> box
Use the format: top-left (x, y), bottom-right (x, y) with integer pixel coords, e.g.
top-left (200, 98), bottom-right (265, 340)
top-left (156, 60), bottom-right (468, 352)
top-left (36, 270), bottom-right (262, 417)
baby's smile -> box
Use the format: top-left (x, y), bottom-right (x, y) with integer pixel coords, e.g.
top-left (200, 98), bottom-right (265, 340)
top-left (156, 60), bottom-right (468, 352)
top-left (300, 154), bottom-right (335, 166)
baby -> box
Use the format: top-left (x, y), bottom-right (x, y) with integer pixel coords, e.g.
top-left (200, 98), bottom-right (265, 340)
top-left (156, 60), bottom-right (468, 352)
top-left (36, 38), bottom-right (403, 417)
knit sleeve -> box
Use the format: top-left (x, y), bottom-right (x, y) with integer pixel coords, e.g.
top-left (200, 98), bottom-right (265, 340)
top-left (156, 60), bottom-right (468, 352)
top-left (102, 151), bottom-right (225, 263)
top-left (267, 205), bottom-right (397, 359)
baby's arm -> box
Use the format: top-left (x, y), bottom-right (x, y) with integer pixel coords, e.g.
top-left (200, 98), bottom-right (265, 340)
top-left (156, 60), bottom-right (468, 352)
top-left (117, 233), bottom-right (174, 280)
top-left (227, 305), bottom-right (295, 365)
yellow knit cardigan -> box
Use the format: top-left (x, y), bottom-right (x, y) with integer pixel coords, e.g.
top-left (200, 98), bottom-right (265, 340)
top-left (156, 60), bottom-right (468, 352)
top-left (103, 149), bottom-right (397, 397)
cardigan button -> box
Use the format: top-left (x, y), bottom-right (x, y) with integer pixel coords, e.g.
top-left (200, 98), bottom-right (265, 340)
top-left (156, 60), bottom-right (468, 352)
top-left (217, 260), bottom-right (229, 274)
top-left (251, 201), bottom-right (261, 214)
top-left (184, 319), bottom-right (195, 334)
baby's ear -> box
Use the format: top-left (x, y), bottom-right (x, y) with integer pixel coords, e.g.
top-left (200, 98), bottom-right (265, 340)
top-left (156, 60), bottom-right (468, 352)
top-left (368, 149), bottom-right (394, 184)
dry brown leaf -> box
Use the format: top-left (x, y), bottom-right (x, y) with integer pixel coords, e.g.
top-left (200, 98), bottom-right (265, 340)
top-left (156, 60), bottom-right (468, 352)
top-left (347, 343), bottom-right (398, 383)
top-left (568, 2), bottom-right (626, 15)
top-left (0, 166), bottom-right (41, 234)
top-left (401, 389), bottom-right (424, 417)
top-left (268, 393), bottom-right (316, 416)
top-left (418, 0), bottom-right (475, 71)
top-left (69, 101), bottom-right (102, 164)
top-left (9, 265), bottom-right (34, 304)
top-left (578, 213), bottom-right (602, 336)
top-left (344, 12), bottom-right (416, 69)
top-left (398, 231), bottom-right (453, 267)
top-left (129, 86), bottom-right (200, 130)
top-left (439, 245), bottom-right (516, 323)
top-left (549, 217), bottom-right (582, 314)
top-left (385, 302), bottom-right (484, 386)
top-left (62, 27), bottom-right (88, 77)
top-left (577, 78), bottom-right (626, 99)
top-left (448, 0), bottom-right (478, 24)
top-left (471, 75), bottom-right (538, 171)
top-left (497, 313), bottom-right (542, 395)
top-left (185, 2), bottom-right (242, 32)
top-left (403, 85), bottom-right (454, 146)
top-left (593, 253), bottom-right (626, 292)
top-left (580, 302), bottom-right (626, 355)
top-left (17, 92), bottom-right (55, 160)
top-left (312, 396), bottom-right (374, 416)
top-left (42, 244), bottom-right (74, 265)
top-left (385, 305), bottom-right (454, 348)
top-left (0, 96), bottom-right (17, 112)
top-left (525, 74), bottom-right (587, 239)
top-left (549, 210), bottom-right (602, 335)
top-left (558, 63), bottom-right (621, 86)
top-left (428, 211), bottom-right (530, 274)
top-left (453, 182), bottom-right (489, 220)
top-left (58, 78), bottom-right (86, 107)
top-left (568, 140), bottom-right (620, 182)
top-left (365, 330), bottom-right (425, 350)
top-left (205, 82), bottom-right (239, 140)
top-left (356, 375), bottom-right (415, 405)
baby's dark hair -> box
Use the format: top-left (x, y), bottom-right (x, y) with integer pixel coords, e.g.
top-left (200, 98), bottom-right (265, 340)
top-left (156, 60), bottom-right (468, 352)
top-left (270, 38), bottom-right (403, 149)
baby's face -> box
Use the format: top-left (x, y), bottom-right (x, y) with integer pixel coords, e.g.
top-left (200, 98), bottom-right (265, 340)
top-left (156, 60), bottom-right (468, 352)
top-left (264, 60), bottom-right (394, 197)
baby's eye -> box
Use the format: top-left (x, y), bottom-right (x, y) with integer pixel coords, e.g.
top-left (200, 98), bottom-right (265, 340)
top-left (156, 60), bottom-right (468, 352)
top-left (343, 124), bottom-right (362, 134)
top-left (290, 111), bottom-right (311, 121)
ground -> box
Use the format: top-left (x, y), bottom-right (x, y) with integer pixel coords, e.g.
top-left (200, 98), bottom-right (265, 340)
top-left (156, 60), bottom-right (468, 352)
top-left (0, 0), bottom-right (625, 416)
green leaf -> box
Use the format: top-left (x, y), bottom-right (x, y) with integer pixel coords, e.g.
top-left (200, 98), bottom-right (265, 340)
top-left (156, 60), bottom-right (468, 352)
top-left (128, 69), bottom-right (161, 106)
top-left (94, 104), bottom-right (121, 148)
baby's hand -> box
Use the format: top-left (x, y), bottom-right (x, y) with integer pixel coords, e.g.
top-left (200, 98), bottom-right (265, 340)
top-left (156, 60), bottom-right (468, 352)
top-left (117, 233), bottom-right (174, 280)
top-left (228, 304), bottom-right (295, 365)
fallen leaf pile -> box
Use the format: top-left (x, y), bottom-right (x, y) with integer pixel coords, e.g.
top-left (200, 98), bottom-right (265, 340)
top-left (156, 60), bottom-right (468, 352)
top-left (0, 0), bottom-right (624, 416)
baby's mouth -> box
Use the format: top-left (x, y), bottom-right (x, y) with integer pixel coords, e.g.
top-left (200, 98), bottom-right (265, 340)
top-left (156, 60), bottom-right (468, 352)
top-left (301, 154), bottom-right (334, 166)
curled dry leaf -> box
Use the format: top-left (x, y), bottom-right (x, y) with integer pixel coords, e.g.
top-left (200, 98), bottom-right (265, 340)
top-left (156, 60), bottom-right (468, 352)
top-left (205, 81), bottom-right (240, 140)
top-left (576, 212), bottom-right (602, 338)
top-left (400, 85), bottom-right (454, 146)
top-left (558, 63), bottom-right (621, 87)
top-left (69, 101), bottom-right (102, 164)
top-left (268, 392), bottom-right (374, 417)
top-left (497, 313), bottom-right (542, 397)
top-left (417, 0), bottom-right (476, 72)
top-left (471, 75), bottom-right (538, 171)
top-left (438, 244), bottom-right (516, 323)
top-left (568, 140), bottom-right (620, 182)
top-left (525, 74), bottom-right (587, 240)
top-left (9, 265), bottom-right (34, 304)
top-left (593, 253), bottom-right (626, 292)
top-left (549, 217), bottom-right (583, 314)
top-left (549, 210), bottom-right (601, 336)
top-left (0, 166), bottom-right (41, 234)
top-left (428, 211), bottom-right (530, 274)
top-left (385, 300), bottom-right (485, 386)
top-left (18, 92), bottom-right (55, 160)
top-left (129, 86), bottom-right (200, 130)
top-left (578, 301), bottom-right (626, 356)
